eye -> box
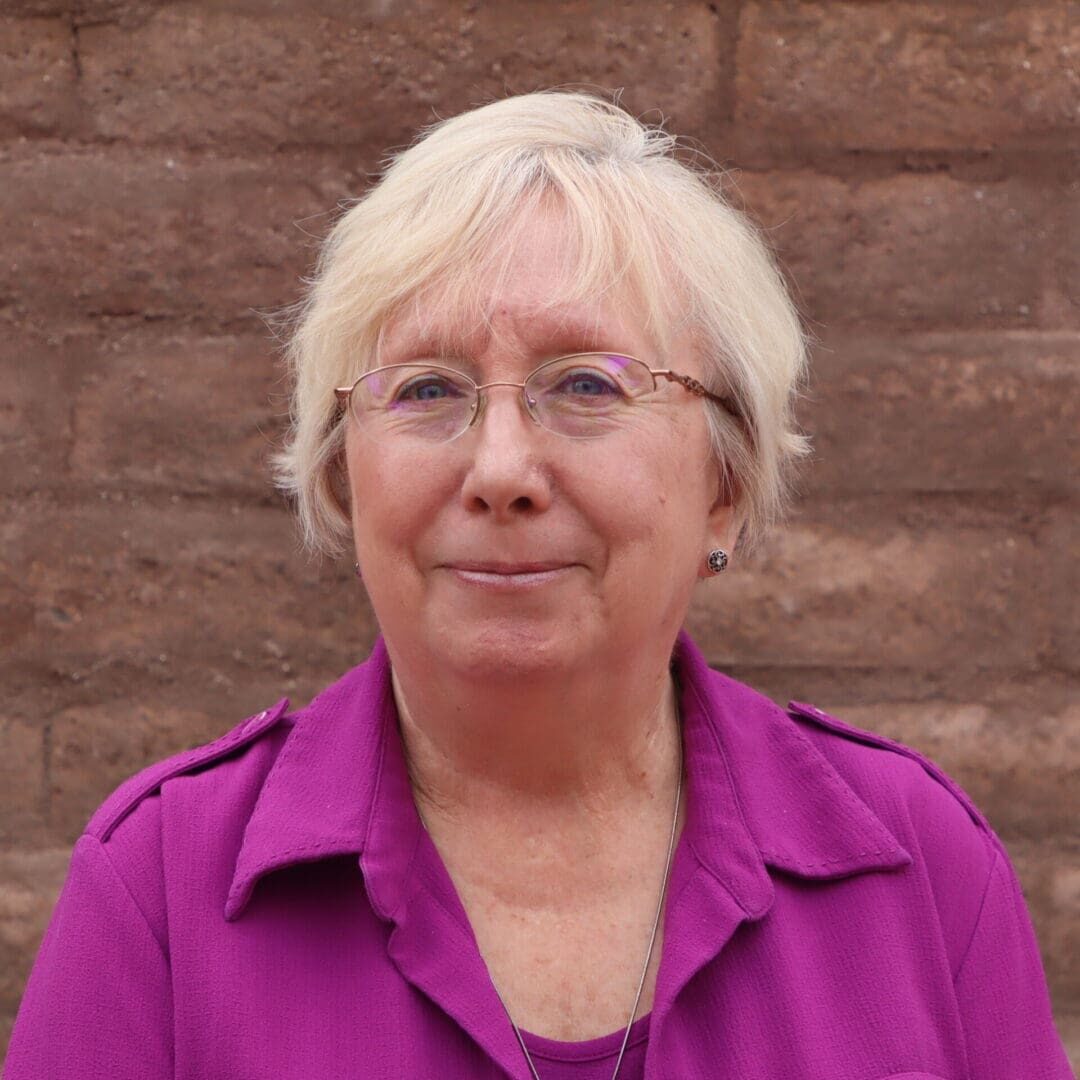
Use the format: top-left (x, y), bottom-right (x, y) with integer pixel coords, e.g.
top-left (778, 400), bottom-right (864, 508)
top-left (392, 372), bottom-right (465, 405)
top-left (551, 367), bottom-right (624, 398)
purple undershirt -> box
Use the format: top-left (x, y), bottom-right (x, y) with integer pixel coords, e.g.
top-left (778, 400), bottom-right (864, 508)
top-left (518, 1012), bottom-right (650, 1079)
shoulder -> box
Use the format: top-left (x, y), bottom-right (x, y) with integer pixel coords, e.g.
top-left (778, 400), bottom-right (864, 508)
top-left (82, 699), bottom-right (291, 859)
top-left (785, 699), bottom-right (1000, 847)
top-left (785, 698), bottom-right (1004, 972)
top-left (55, 699), bottom-right (293, 950)
top-left (84, 697), bottom-right (293, 845)
top-left (698, 651), bottom-right (1003, 867)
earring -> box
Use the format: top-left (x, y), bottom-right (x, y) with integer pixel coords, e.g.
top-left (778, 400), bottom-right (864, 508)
top-left (354, 563), bottom-right (362, 579)
top-left (706, 549), bottom-right (729, 574)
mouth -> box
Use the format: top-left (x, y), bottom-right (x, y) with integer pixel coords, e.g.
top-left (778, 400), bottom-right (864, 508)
top-left (441, 561), bottom-right (578, 590)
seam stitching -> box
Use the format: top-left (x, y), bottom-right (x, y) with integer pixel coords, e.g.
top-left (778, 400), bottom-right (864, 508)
top-left (89, 834), bottom-right (169, 958)
top-left (952, 842), bottom-right (1000, 985)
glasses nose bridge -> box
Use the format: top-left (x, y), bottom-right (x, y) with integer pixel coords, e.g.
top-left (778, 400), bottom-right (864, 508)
top-left (469, 377), bottom-right (540, 431)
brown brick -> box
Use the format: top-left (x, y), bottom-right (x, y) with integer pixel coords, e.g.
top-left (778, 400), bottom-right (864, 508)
top-left (687, 518), bottom-right (1045, 671)
top-left (0, 147), bottom-right (352, 330)
top-left (837, 699), bottom-right (1079, 841)
top-left (78, 2), bottom-right (728, 151)
top-left (1041, 505), bottom-right (1080, 672)
top-left (47, 701), bottom-right (225, 843)
top-left (0, 719), bottom-right (44, 848)
top-left (800, 330), bottom-right (1080, 497)
top-left (67, 330), bottom-right (287, 498)
top-left (6, 133), bottom-right (1058, 343)
top-left (735, 2), bottom-right (1080, 156)
top-left (1048, 176), bottom-right (1080, 327)
top-left (1061, 1017), bottom-right (1080, 1076)
top-left (0, 492), bottom-right (377, 718)
top-left (0, 0), bottom-right (149, 18)
top-left (0, 847), bottom-right (71, 1044)
top-left (736, 171), bottom-right (1056, 328)
top-left (0, 17), bottom-right (79, 141)
top-left (1009, 841), bottom-right (1080, 1005)
top-left (0, 333), bottom-right (75, 494)
top-left (0, 327), bottom-right (289, 501)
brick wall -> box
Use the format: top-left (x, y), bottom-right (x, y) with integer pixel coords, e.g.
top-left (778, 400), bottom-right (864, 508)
top-left (1, 0), bottom-right (1077, 1067)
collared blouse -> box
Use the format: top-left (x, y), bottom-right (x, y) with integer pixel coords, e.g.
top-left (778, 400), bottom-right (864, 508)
top-left (4, 631), bottom-right (1072, 1079)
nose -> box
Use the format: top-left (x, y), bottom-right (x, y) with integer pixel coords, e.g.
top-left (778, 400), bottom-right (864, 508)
top-left (458, 385), bottom-right (553, 520)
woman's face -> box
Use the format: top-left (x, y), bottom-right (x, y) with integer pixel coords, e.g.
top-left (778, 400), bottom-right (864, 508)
top-left (344, 206), bottom-right (737, 683)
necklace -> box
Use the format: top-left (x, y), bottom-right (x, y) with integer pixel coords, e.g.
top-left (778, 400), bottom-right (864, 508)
top-left (488, 735), bottom-right (684, 1080)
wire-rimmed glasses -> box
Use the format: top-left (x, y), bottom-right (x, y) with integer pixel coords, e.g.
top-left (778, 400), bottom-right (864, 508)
top-left (333, 352), bottom-right (739, 443)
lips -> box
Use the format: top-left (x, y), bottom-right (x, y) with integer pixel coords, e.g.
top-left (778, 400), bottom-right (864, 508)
top-left (440, 561), bottom-right (579, 591)
top-left (444, 561), bottom-right (573, 574)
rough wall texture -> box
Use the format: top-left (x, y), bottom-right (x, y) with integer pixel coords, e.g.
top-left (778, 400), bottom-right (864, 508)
top-left (1, 0), bottom-right (1077, 1067)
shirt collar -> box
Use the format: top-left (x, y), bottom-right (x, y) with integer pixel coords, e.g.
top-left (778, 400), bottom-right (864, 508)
top-left (225, 631), bottom-right (910, 922)
top-left (669, 630), bottom-right (910, 908)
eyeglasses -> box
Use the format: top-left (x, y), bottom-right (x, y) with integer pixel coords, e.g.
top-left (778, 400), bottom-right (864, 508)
top-left (333, 352), bottom-right (739, 443)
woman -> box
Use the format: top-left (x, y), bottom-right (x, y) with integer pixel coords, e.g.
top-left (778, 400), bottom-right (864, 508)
top-left (5, 91), bottom-right (1070, 1080)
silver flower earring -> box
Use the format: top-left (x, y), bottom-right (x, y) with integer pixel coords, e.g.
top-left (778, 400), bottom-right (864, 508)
top-left (354, 563), bottom-right (362, 579)
top-left (706, 549), bottom-right (729, 574)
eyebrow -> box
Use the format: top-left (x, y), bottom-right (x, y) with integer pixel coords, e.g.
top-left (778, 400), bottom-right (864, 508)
top-left (530, 312), bottom-right (627, 351)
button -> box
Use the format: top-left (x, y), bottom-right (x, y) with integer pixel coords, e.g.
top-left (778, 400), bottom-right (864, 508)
top-left (240, 710), bottom-right (267, 735)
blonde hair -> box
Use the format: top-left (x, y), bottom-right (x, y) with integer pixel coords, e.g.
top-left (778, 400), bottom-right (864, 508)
top-left (271, 89), bottom-right (813, 560)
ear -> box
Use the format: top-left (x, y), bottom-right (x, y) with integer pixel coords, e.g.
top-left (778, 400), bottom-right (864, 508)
top-left (327, 444), bottom-right (351, 518)
top-left (700, 462), bottom-right (742, 578)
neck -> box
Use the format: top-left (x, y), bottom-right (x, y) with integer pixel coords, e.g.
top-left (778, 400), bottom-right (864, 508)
top-left (387, 637), bottom-right (682, 822)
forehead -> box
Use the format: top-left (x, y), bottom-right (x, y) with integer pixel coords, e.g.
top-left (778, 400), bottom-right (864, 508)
top-left (377, 296), bottom-right (651, 361)
top-left (375, 198), bottom-right (678, 364)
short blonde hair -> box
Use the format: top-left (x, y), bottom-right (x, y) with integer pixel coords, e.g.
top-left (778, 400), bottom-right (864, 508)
top-left (271, 90), bottom-right (813, 560)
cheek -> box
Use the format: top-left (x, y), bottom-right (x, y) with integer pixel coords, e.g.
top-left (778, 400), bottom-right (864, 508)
top-left (591, 429), bottom-right (712, 561)
top-left (346, 444), bottom-right (436, 554)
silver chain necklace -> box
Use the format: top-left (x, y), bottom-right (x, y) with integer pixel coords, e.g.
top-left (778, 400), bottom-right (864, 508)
top-left (488, 737), bottom-right (684, 1080)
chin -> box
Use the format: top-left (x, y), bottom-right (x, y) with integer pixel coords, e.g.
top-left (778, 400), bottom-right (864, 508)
top-left (433, 619), bottom-right (582, 683)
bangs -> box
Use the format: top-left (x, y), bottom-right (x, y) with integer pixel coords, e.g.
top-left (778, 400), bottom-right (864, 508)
top-left (363, 182), bottom-right (682, 376)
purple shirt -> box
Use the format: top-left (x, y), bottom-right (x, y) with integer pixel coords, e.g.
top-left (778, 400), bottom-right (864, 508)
top-left (5, 631), bottom-right (1071, 1079)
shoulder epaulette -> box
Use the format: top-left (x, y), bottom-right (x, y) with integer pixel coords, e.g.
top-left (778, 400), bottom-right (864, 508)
top-left (786, 699), bottom-right (996, 842)
top-left (86, 698), bottom-right (291, 843)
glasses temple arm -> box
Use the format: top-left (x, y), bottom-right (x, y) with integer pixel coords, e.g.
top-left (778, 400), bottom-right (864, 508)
top-left (654, 370), bottom-right (741, 421)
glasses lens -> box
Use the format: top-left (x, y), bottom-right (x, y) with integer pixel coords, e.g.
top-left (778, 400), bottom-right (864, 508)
top-left (351, 365), bottom-right (476, 442)
top-left (526, 354), bottom-right (654, 438)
